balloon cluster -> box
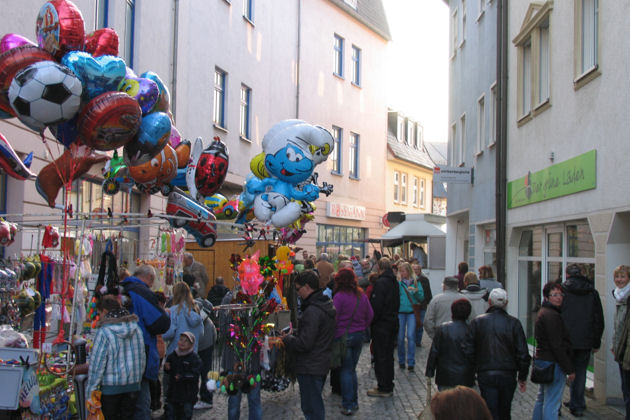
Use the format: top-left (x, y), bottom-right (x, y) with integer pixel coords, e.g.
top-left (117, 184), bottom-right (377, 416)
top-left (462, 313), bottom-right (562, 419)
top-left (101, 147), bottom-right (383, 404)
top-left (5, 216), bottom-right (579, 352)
top-left (238, 120), bottom-right (335, 228)
top-left (0, 0), bottom-right (206, 209)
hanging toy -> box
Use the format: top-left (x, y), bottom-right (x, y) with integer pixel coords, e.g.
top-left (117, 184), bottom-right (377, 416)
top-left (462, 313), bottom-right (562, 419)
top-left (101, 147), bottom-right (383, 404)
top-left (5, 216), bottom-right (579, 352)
top-left (41, 225), bottom-right (60, 248)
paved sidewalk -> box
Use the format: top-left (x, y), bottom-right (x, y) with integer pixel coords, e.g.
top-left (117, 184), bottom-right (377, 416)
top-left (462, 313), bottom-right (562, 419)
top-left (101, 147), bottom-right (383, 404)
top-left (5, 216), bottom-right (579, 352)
top-left (191, 337), bottom-right (624, 419)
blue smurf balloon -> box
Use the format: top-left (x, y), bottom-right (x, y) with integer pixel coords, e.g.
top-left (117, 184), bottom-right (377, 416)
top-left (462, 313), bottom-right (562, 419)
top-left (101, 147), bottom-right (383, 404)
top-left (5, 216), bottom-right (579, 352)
top-left (243, 120), bottom-right (334, 227)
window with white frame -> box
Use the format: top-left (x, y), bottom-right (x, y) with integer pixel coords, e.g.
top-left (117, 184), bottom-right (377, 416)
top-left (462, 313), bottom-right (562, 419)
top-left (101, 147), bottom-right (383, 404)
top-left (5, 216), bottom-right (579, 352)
top-left (239, 84), bottom-right (251, 139)
top-left (514, 2), bottom-right (553, 122)
top-left (538, 22), bottom-right (550, 105)
top-left (459, 0), bottom-right (466, 47)
top-left (398, 116), bottom-right (405, 142)
top-left (459, 114), bottom-right (466, 165)
top-left (334, 34), bottom-right (344, 77)
top-left (401, 173), bottom-right (407, 204)
top-left (213, 68), bottom-right (227, 128)
top-left (450, 122), bottom-right (457, 165)
top-left (520, 40), bottom-right (532, 118)
top-left (574, 0), bottom-right (599, 85)
top-left (331, 126), bottom-right (342, 174)
top-left (349, 132), bottom-right (359, 179)
top-left (351, 45), bottom-right (361, 86)
top-left (343, 0), bottom-right (358, 9)
top-left (489, 82), bottom-right (497, 147)
top-left (477, 95), bottom-right (485, 154)
top-left (394, 171), bottom-right (400, 202)
top-left (416, 124), bottom-right (423, 149)
top-left (412, 177), bottom-right (418, 206)
top-left (451, 8), bottom-right (458, 57)
top-left (243, 0), bottom-right (253, 22)
top-left (407, 120), bottom-right (414, 145)
top-left (420, 178), bottom-right (426, 207)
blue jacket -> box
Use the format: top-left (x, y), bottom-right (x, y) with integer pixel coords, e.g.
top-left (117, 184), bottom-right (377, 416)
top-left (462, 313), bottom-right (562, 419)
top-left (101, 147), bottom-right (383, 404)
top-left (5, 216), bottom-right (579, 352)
top-left (163, 303), bottom-right (203, 356)
top-left (122, 277), bottom-right (170, 380)
top-left (398, 280), bottom-right (424, 313)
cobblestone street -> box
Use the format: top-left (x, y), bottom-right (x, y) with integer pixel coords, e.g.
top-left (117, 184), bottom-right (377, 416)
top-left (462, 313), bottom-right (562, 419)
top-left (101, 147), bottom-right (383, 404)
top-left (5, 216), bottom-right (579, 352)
top-left (190, 337), bottom-right (625, 419)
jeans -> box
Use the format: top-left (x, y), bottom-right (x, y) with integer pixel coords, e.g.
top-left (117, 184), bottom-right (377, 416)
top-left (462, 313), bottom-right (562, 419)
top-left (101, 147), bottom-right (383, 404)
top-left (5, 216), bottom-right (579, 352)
top-left (166, 402), bottom-right (193, 420)
top-left (415, 309), bottom-right (426, 345)
top-left (227, 383), bottom-right (262, 420)
top-left (134, 378), bottom-right (152, 420)
top-left (532, 361), bottom-right (566, 420)
top-left (478, 373), bottom-right (517, 420)
top-left (198, 346), bottom-right (214, 404)
top-left (568, 349), bottom-right (590, 413)
top-left (340, 331), bottom-right (365, 410)
top-left (372, 322), bottom-right (397, 393)
top-left (397, 313), bottom-right (416, 367)
top-left (296, 374), bottom-right (326, 420)
top-left (102, 391), bottom-right (139, 420)
top-left (619, 364), bottom-right (630, 420)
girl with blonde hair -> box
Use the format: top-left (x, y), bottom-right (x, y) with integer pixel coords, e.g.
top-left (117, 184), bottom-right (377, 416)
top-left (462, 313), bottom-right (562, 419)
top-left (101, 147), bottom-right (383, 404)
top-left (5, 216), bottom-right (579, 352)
top-left (163, 282), bottom-right (203, 355)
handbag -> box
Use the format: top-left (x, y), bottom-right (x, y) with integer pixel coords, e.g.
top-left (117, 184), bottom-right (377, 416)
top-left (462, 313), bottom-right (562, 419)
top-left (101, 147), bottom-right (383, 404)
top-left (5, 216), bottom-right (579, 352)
top-left (530, 343), bottom-right (554, 384)
top-left (403, 281), bottom-right (423, 327)
top-left (330, 296), bottom-right (360, 369)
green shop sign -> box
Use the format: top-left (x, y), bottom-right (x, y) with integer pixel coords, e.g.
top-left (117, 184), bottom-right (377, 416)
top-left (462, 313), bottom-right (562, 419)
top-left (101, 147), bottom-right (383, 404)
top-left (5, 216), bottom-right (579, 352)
top-left (507, 150), bottom-right (596, 209)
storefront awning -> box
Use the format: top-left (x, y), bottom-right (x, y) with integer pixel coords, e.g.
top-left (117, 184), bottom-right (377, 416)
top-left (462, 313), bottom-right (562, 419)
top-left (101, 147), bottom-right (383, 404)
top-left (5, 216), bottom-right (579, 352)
top-left (380, 216), bottom-right (446, 241)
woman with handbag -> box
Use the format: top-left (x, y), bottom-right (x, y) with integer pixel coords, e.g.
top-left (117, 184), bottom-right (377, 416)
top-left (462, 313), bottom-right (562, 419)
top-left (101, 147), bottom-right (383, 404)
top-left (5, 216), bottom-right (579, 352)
top-left (612, 265), bottom-right (630, 419)
top-left (332, 268), bottom-right (373, 416)
top-left (532, 282), bottom-right (575, 420)
top-left (397, 262), bottom-right (424, 371)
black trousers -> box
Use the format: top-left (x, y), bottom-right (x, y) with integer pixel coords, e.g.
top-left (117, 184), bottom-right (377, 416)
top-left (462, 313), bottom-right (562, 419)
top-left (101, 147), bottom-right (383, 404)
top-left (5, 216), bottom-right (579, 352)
top-left (101, 391), bottom-right (139, 420)
top-left (478, 373), bottom-right (517, 420)
top-left (371, 323), bottom-right (397, 393)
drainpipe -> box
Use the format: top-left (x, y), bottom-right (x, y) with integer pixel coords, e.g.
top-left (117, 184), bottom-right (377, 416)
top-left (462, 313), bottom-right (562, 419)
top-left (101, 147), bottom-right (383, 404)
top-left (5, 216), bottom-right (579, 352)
top-left (495, 0), bottom-right (508, 285)
top-left (171, 0), bottom-right (180, 122)
top-left (295, 0), bottom-right (301, 119)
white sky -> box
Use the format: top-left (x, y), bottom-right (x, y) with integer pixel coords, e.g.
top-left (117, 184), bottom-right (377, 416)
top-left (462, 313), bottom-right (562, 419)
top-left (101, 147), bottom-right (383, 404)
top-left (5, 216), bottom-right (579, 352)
top-left (383, 0), bottom-right (450, 143)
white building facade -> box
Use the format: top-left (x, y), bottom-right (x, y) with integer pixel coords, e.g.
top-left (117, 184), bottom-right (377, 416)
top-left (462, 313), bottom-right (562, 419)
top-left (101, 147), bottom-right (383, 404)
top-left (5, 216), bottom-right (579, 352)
top-left (444, 0), bottom-right (499, 278)
top-left (507, 0), bottom-right (629, 403)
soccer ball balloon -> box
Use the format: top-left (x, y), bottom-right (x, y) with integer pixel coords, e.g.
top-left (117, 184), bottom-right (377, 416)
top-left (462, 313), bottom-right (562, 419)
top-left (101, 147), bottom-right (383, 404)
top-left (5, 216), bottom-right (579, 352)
top-left (8, 61), bottom-right (82, 132)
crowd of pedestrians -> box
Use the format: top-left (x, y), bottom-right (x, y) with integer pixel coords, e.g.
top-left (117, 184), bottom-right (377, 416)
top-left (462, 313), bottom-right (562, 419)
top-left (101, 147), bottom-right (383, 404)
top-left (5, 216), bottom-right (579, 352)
top-left (84, 250), bottom-right (630, 420)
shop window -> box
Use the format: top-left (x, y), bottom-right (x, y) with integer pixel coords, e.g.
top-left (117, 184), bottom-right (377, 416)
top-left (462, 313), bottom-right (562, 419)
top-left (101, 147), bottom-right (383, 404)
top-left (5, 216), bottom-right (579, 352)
top-left (517, 222), bottom-right (594, 343)
top-left (316, 224), bottom-right (366, 261)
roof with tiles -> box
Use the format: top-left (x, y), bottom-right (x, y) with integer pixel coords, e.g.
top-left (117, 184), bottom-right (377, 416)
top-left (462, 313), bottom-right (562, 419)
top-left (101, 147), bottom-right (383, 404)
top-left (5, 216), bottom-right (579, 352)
top-left (327, 0), bottom-right (392, 41)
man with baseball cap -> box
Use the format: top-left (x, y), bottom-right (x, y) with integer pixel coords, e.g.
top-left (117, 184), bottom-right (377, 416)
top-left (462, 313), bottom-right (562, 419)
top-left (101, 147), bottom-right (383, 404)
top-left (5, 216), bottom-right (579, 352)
top-left (463, 288), bottom-right (531, 420)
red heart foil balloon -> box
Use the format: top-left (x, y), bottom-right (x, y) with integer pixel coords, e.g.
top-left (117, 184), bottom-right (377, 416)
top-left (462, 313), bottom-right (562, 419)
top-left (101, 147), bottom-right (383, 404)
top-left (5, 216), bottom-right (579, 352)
top-left (84, 28), bottom-right (119, 57)
top-left (78, 92), bottom-right (142, 151)
top-left (36, 0), bottom-right (85, 60)
top-left (0, 45), bottom-right (53, 115)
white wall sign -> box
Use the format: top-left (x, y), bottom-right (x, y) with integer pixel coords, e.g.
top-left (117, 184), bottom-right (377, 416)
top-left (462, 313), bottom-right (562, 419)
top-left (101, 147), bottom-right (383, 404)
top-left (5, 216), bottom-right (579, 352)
top-left (326, 202), bottom-right (366, 220)
top-left (433, 165), bottom-right (473, 184)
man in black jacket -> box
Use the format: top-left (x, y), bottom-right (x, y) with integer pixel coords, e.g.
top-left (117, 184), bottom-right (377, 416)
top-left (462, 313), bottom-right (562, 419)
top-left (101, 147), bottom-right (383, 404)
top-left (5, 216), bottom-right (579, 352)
top-left (463, 288), bottom-right (530, 420)
top-left (425, 298), bottom-right (475, 390)
top-left (283, 270), bottom-right (336, 420)
top-left (561, 264), bottom-right (604, 417)
top-left (367, 258), bottom-right (400, 397)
